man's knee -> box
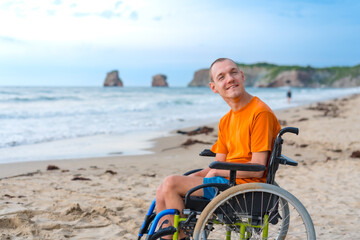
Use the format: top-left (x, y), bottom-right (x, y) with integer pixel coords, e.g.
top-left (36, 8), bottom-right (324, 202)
top-left (156, 184), bottom-right (163, 198)
top-left (162, 175), bottom-right (180, 194)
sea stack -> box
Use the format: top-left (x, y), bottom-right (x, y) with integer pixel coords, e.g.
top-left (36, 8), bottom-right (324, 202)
top-left (152, 74), bottom-right (168, 87)
top-left (188, 69), bottom-right (210, 87)
top-left (103, 70), bottom-right (123, 87)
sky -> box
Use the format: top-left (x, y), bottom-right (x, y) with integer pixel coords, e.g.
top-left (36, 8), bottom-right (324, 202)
top-left (0, 0), bottom-right (359, 87)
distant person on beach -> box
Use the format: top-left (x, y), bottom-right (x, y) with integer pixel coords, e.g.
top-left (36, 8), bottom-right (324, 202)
top-left (155, 58), bottom-right (281, 239)
top-left (287, 88), bottom-right (292, 103)
top-left (286, 79), bottom-right (292, 103)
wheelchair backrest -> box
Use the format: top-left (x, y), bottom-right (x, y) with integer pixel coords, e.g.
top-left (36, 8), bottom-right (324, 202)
top-left (266, 127), bottom-right (299, 184)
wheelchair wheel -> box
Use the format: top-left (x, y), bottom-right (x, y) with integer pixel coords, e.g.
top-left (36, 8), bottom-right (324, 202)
top-left (193, 183), bottom-right (315, 240)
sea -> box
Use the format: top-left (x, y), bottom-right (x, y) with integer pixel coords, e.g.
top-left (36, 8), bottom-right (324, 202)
top-left (1, 86), bottom-right (360, 164)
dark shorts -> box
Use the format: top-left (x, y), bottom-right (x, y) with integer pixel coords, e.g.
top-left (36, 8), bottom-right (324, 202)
top-left (203, 177), bottom-right (229, 199)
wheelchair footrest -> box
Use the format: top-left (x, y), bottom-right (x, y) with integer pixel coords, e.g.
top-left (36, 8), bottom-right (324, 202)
top-left (149, 226), bottom-right (177, 240)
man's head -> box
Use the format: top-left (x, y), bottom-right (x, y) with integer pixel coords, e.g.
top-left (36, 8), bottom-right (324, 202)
top-left (209, 58), bottom-right (246, 100)
top-left (209, 58), bottom-right (237, 82)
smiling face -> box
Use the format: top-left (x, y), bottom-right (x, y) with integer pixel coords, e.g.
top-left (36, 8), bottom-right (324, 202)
top-left (209, 59), bottom-right (246, 100)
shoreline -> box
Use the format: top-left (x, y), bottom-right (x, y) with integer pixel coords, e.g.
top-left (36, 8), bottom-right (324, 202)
top-left (1, 94), bottom-right (360, 239)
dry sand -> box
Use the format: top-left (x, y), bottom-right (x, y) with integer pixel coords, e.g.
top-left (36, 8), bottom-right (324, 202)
top-left (1, 94), bottom-right (360, 239)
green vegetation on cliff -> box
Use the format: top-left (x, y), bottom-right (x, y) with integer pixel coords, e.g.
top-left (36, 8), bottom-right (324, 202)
top-left (235, 62), bottom-right (360, 87)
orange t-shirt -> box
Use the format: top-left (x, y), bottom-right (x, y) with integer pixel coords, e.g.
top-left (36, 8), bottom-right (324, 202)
top-left (211, 96), bottom-right (281, 184)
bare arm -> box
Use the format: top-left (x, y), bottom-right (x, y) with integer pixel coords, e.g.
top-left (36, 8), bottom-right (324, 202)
top-left (205, 151), bottom-right (269, 179)
top-left (189, 153), bottom-right (226, 177)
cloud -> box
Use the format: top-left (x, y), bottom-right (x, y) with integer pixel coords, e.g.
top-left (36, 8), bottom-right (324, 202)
top-left (115, 1), bottom-right (123, 9)
top-left (153, 16), bottom-right (162, 21)
top-left (129, 11), bottom-right (138, 21)
top-left (73, 12), bottom-right (92, 17)
top-left (52, 0), bottom-right (62, 5)
top-left (47, 9), bottom-right (56, 16)
top-left (100, 10), bottom-right (121, 19)
top-left (0, 1), bottom-right (24, 10)
top-left (0, 35), bottom-right (23, 43)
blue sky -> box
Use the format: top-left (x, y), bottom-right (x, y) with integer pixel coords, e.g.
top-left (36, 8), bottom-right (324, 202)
top-left (0, 0), bottom-right (359, 87)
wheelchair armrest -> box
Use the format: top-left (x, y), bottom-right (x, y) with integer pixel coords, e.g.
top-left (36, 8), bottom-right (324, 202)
top-left (184, 183), bottom-right (229, 206)
top-left (209, 161), bottom-right (266, 172)
top-left (199, 149), bottom-right (216, 157)
top-left (183, 168), bottom-right (203, 176)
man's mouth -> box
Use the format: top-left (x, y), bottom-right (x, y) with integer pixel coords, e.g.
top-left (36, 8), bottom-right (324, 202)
top-left (226, 84), bottom-right (238, 90)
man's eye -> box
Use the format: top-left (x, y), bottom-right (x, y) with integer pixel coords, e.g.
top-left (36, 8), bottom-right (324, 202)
top-left (218, 76), bottom-right (224, 81)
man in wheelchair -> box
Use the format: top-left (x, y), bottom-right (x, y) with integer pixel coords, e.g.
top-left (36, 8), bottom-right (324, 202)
top-left (154, 58), bottom-right (281, 240)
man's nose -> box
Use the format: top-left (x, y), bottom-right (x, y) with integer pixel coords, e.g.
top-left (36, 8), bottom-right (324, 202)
top-left (226, 73), bottom-right (235, 83)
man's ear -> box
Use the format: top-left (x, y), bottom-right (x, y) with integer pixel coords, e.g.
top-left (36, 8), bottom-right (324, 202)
top-left (240, 70), bottom-right (245, 82)
top-left (209, 82), bottom-right (218, 93)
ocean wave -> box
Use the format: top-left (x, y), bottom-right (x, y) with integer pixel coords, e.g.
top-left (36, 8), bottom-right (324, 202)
top-left (1, 95), bottom-right (81, 103)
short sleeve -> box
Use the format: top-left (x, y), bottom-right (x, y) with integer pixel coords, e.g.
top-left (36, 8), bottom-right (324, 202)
top-left (250, 111), bottom-right (278, 153)
top-left (211, 122), bottom-right (228, 154)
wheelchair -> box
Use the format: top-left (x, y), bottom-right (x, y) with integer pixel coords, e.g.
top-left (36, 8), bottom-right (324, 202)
top-left (138, 127), bottom-right (316, 239)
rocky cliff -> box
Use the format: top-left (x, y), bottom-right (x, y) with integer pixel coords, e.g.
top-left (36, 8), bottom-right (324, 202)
top-left (188, 69), bottom-right (211, 87)
top-left (152, 74), bottom-right (168, 87)
top-left (188, 62), bottom-right (360, 88)
top-left (103, 70), bottom-right (123, 87)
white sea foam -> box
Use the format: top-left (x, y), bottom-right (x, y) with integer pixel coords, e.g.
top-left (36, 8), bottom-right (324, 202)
top-left (0, 86), bottom-right (359, 163)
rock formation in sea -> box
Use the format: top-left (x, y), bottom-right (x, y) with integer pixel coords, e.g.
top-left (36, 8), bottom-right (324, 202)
top-left (152, 74), bottom-right (168, 87)
top-left (103, 70), bottom-right (123, 87)
top-left (188, 69), bottom-right (210, 87)
top-left (188, 63), bottom-right (360, 88)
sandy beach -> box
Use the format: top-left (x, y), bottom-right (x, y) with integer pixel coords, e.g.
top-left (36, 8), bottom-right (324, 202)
top-left (1, 94), bottom-right (360, 239)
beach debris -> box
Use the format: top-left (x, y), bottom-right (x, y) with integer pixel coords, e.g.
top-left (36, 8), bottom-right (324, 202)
top-left (61, 169), bottom-right (70, 173)
top-left (299, 144), bottom-right (308, 148)
top-left (3, 194), bottom-right (26, 199)
top-left (141, 173), bottom-right (156, 178)
top-left (105, 170), bottom-right (117, 175)
top-left (285, 140), bottom-right (295, 146)
top-left (71, 176), bottom-right (91, 181)
top-left (278, 119), bottom-right (287, 126)
top-left (65, 203), bottom-right (83, 215)
top-left (2, 170), bottom-right (41, 180)
top-left (162, 138), bottom-right (213, 152)
top-left (307, 102), bottom-right (340, 117)
top-left (295, 153), bottom-right (302, 156)
top-left (4, 194), bottom-right (15, 198)
top-left (47, 165), bottom-right (60, 171)
top-left (108, 152), bottom-right (123, 155)
top-left (327, 149), bottom-right (342, 153)
top-left (177, 126), bottom-right (214, 136)
top-left (298, 118), bottom-right (309, 122)
top-left (181, 139), bottom-right (212, 147)
top-left (350, 150), bottom-right (360, 158)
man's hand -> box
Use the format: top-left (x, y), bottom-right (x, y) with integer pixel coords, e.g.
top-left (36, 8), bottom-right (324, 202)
top-left (189, 168), bottom-right (210, 177)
